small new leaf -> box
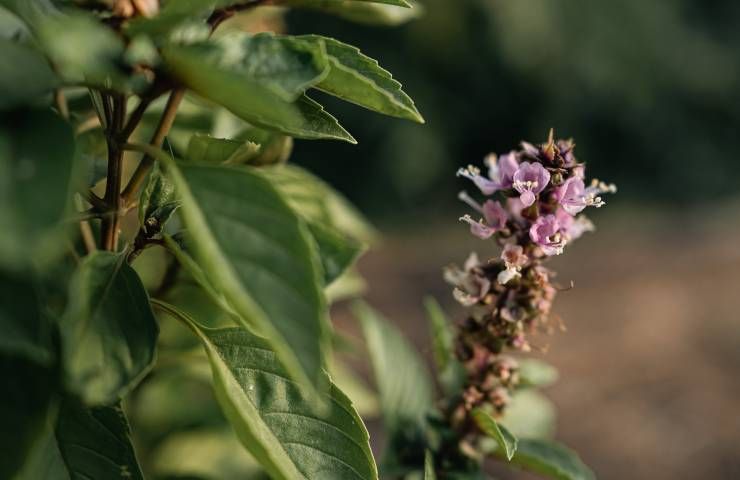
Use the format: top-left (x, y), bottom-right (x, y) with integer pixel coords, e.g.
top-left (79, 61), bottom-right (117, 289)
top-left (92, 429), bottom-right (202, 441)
top-left (471, 408), bottom-right (518, 461)
top-left (298, 35), bottom-right (424, 123)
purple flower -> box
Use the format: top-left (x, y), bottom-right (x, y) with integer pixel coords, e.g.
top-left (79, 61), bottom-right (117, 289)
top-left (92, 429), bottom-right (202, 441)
top-left (458, 192), bottom-right (508, 239)
top-left (486, 152), bottom-right (519, 189)
top-left (513, 161), bottom-right (550, 207)
top-left (556, 177), bottom-right (615, 215)
top-left (457, 152), bottom-right (519, 195)
top-left (529, 214), bottom-right (565, 256)
top-left (497, 244), bottom-right (529, 285)
top-left (556, 208), bottom-right (594, 241)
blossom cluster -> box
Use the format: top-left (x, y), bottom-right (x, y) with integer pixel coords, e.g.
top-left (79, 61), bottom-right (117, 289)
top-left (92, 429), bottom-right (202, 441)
top-left (444, 131), bottom-right (615, 432)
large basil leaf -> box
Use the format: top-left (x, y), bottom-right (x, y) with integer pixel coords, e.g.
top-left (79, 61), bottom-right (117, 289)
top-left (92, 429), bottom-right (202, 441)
top-left (155, 301), bottom-right (379, 480)
top-left (60, 252), bottom-right (159, 405)
top-left (0, 269), bottom-right (53, 364)
top-left (0, 38), bottom-right (59, 110)
top-left (162, 42), bottom-right (355, 142)
top-left (165, 162), bottom-right (330, 393)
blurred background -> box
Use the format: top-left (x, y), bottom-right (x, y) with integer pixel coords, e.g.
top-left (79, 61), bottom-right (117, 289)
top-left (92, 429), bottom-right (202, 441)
top-left (283, 1), bottom-right (740, 479)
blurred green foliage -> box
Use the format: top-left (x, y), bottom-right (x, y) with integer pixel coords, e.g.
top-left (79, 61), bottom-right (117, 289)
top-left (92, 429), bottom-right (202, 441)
top-left (288, 0), bottom-right (740, 217)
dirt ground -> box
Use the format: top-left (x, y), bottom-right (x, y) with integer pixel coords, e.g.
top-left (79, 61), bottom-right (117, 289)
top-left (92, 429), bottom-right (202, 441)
top-left (334, 207), bottom-right (740, 480)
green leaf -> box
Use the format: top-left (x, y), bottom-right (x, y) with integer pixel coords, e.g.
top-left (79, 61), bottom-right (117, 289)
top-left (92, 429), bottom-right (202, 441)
top-left (152, 428), bottom-right (268, 479)
top-left (0, 269), bottom-right (53, 364)
top-left (212, 32), bottom-right (329, 102)
top-left (139, 162), bottom-right (180, 236)
top-left (0, 355), bottom-right (55, 479)
top-left (0, 109), bottom-right (75, 269)
top-left (305, 222), bottom-right (364, 285)
top-left (287, 0), bottom-right (412, 7)
top-left (154, 302), bottom-right (379, 480)
top-left (290, 0), bottom-right (423, 26)
top-left (3, 1), bottom-right (126, 86)
top-left (74, 127), bottom-right (108, 187)
top-left (471, 408), bottom-right (518, 461)
top-left (518, 358), bottom-right (559, 388)
top-left (260, 164), bottom-right (377, 244)
top-left (424, 450), bottom-right (436, 480)
top-left (60, 251), bottom-right (159, 405)
top-left (16, 424), bottom-right (69, 480)
top-left (353, 301), bottom-right (433, 431)
top-left (298, 35), bottom-right (424, 123)
top-left (423, 296), bottom-right (466, 396)
top-left (509, 439), bottom-right (595, 480)
top-left (162, 42), bottom-right (355, 143)
top-left (499, 390), bottom-right (556, 440)
top-left (0, 39), bottom-right (59, 110)
top-left (55, 399), bottom-right (144, 480)
top-left (165, 162), bottom-right (330, 394)
top-left (186, 133), bottom-right (260, 164)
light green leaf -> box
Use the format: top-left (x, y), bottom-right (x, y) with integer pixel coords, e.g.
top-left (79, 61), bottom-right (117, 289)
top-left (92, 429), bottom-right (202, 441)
top-left (325, 268), bottom-right (367, 304)
top-left (0, 39), bottom-right (59, 110)
top-left (287, 0), bottom-right (412, 8)
top-left (353, 301), bottom-right (433, 431)
top-left (471, 408), bottom-right (518, 461)
top-left (509, 439), bottom-right (595, 480)
top-left (0, 355), bottom-right (55, 479)
top-left (162, 42), bottom-right (355, 143)
top-left (212, 32), bottom-right (329, 101)
top-left (234, 126), bottom-right (294, 166)
top-left (154, 301), bottom-right (379, 480)
top-left (499, 390), bottom-right (556, 440)
top-left (328, 360), bottom-right (379, 417)
top-left (186, 133), bottom-right (261, 164)
top-left (260, 164), bottom-right (377, 244)
top-left (55, 400), bottom-right (144, 480)
top-left (518, 358), bottom-right (559, 388)
top-left (139, 162), bottom-right (180, 236)
top-left (424, 450), bottom-right (436, 480)
top-left (0, 109), bottom-right (75, 269)
top-left (153, 428), bottom-right (268, 480)
top-left (298, 35), bottom-right (424, 122)
top-left (60, 252), bottom-right (159, 405)
top-left (285, 0), bottom-right (422, 26)
top-left (423, 296), bottom-right (466, 396)
top-left (0, 269), bottom-right (52, 364)
top-left (164, 162), bottom-right (330, 394)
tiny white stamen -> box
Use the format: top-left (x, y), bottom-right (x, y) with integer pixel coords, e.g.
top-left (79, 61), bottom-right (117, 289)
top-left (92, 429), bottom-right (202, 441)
top-left (458, 191), bottom-right (483, 213)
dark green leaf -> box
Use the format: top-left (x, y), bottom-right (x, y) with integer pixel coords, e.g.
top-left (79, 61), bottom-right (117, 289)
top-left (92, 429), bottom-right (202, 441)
top-left (74, 127), bottom-right (108, 187)
top-left (299, 35), bottom-right (423, 122)
top-left (16, 424), bottom-right (69, 480)
top-left (424, 296), bottom-right (466, 396)
top-left (60, 252), bottom-right (159, 405)
top-left (139, 162), bottom-right (180, 236)
top-left (125, 0), bottom-right (213, 42)
top-left (166, 162), bottom-right (330, 394)
top-left (287, 0), bottom-right (412, 8)
top-left (155, 302), bottom-right (379, 480)
top-left (0, 269), bottom-right (53, 364)
top-left (56, 399), bottom-right (144, 480)
top-left (518, 358), bottom-right (559, 388)
top-left (471, 408), bottom-right (518, 461)
top-left (0, 38), bottom-right (59, 110)
top-left (0, 355), bottom-right (55, 479)
top-left (186, 133), bottom-right (260, 164)
top-left (509, 439), bottom-right (595, 480)
top-left (353, 301), bottom-right (433, 431)
top-left (0, 109), bottom-right (75, 269)
top-left (306, 222), bottom-right (364, 285)
top-left (162, 42), bottom-right (355, 142)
